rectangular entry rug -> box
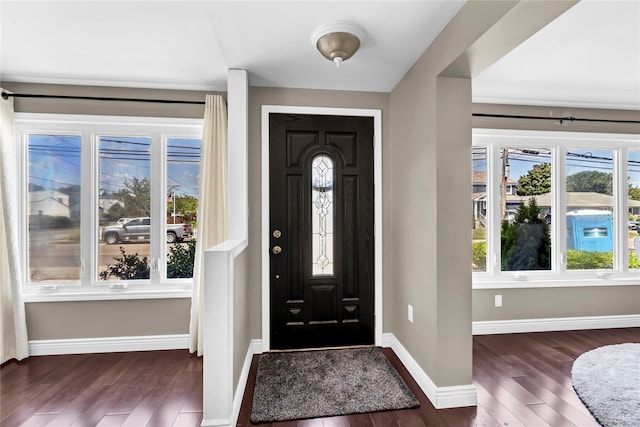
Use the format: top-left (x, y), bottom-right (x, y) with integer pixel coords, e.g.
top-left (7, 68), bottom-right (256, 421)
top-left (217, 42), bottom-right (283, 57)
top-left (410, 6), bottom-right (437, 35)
top-left (250, 347), bottom-right (420, 423)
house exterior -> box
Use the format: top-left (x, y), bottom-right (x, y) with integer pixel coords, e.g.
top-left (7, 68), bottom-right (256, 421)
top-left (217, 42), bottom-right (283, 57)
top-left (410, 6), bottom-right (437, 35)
top-left (472, 171), bottom-right (521, 225)
top-left (473, 174), bottom-right (640, 226)
top-left (28, 190), bottom-right (70, 217)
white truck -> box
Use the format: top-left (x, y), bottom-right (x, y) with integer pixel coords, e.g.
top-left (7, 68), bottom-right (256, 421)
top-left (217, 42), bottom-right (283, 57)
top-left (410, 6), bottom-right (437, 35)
top-left (101, 217), bottom-right (193, 244)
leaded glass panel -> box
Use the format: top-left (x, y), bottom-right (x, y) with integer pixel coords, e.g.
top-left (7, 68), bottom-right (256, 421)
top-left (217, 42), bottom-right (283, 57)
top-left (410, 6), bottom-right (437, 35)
top-left (311, 154), bottom-right (334, 276)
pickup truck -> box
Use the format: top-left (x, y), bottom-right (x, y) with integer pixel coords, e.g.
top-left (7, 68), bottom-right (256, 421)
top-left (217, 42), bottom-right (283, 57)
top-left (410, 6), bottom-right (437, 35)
top-left (101, 217), bottom-right (193, 244)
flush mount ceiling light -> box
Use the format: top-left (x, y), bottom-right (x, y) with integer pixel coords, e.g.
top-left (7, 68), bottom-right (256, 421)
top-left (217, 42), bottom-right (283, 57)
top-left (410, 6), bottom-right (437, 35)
top-left (311, 21), bottom-right (365, 68)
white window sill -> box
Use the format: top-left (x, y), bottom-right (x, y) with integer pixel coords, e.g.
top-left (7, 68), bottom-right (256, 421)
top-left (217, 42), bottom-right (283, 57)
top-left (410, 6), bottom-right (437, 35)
top-left (23, 284), bottom-right (193, 302)
top-left (473, 273), bottom-right (640, 290)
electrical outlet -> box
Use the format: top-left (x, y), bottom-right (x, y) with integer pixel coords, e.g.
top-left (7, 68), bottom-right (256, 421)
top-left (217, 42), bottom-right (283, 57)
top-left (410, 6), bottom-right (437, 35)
top-left (408, 304), bottom-right (414, 323)
top-left (495, 294), bottom-right (503, 307)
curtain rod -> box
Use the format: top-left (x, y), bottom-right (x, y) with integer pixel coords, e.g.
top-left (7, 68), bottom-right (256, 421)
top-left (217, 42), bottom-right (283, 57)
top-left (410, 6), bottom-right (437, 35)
top-left (472, 112), bottom-right (640, 124)
top-left (1, 92), bottom-right (205, 105)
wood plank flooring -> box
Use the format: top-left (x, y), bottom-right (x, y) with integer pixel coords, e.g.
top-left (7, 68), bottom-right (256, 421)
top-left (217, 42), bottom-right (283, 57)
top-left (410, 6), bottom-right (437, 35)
top-left (1, 350), bottom-right (202, 427)
top-left (1, 328), bottom-right (638, 426)
top-left (236, 328), bottom-right (639, 427)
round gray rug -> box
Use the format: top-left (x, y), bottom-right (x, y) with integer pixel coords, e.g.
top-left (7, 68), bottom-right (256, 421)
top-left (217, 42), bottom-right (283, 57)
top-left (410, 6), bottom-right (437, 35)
top-left (571, 343), bottom-right (640, 427)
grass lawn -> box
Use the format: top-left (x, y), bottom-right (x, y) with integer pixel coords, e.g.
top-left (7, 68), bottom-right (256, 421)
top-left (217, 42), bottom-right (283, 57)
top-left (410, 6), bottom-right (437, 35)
top-left (472, 228), bottom-right (486, 240)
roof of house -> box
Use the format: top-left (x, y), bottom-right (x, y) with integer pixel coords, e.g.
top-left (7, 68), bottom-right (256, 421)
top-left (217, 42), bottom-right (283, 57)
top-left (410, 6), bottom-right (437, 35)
top-left (534, 192), bottom-right (640, 208)
top-left (472, 191), bottom-right (640, 208)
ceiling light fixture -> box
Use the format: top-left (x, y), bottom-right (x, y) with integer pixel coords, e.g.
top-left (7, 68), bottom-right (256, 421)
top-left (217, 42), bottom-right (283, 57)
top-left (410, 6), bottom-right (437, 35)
top-left (311, 21), bottom-right (365, 68)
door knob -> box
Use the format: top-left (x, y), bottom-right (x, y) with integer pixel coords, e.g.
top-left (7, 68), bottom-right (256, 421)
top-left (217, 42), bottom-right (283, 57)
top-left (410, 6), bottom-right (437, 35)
top-left (272, 245), bottom-right (282, 255)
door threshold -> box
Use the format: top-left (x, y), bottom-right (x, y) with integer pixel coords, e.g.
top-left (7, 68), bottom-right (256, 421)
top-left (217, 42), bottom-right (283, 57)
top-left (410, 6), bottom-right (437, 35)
top-left (268, 344), bottom-right (377, 353)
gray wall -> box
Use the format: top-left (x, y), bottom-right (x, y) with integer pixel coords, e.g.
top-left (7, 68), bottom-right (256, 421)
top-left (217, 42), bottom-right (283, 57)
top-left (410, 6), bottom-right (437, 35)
top-left (26, 299), bottom-right (191, 340)
top-left (386, 1), bottom-right (576, 388)
top-left (472, 103), bottom-right (640, 322)
top-left (233, 247), bottom-right (252, 391)
top-left (246, 86), bottom-right (392, 336)
top-left (3, 82), bottom-right (215, 340)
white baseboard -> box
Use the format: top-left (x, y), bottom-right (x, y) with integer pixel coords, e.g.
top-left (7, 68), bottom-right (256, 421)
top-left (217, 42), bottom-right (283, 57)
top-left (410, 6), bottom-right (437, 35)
top-left (382, 333), bottom-right (477, 409)
top-left (472, 314), bottom-right (640, 335)
top-left (28, 334), bottom-right (190, 356)
top-left (230, 339), bottom-right (262, 426)
top-left (201, 339), bottom-right (262, 427)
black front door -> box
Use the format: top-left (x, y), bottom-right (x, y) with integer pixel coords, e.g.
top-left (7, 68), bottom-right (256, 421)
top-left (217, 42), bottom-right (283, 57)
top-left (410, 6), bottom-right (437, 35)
top-left (269, 113), bottom-right (374, 350)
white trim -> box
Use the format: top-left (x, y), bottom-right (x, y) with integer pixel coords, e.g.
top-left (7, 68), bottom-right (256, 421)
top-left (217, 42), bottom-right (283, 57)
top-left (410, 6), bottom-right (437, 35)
top-left (15, 113), bottom-right (204, 301)
top-left (382, 333), bottom-right (477, 409)
top-left (473, 279), bottom-right (640, 290)
top-left (473, 128), bottom-right (640, 287)
top-left (472, 314), bottom-right (640, 335)
top-left (229, 340), bottom-right (262, 426)
top-left (28, 334), bottom-right (189, 356)
top-left (201, 339), bottom-right (262, 427)
top-left (261, 105), bottom-right (383, 352)
top-left (23, 289), bottom-right (193, 303)
top-left (227, 70), bottom-right (249, 242)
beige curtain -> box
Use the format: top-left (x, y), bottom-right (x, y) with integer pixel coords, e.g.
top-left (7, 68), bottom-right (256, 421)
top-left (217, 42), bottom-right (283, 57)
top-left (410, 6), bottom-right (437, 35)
top-left (0, 90), bottom-right (29, 363)
top-left (189, 94), bottom-right (228, 355)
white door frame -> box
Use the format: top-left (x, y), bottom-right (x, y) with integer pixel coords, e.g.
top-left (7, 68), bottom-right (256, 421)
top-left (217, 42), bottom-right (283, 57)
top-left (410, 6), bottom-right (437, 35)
top-left (261, 105), bottom-right (383, 352)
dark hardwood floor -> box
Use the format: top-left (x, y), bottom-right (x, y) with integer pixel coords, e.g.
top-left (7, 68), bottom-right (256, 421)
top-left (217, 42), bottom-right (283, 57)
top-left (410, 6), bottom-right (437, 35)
top-left (0, 350), bottom-right (203, 427)
top-left (236, 328), bottom-right (640, 427)
top-left (1, 328), bottom-right (638, 426)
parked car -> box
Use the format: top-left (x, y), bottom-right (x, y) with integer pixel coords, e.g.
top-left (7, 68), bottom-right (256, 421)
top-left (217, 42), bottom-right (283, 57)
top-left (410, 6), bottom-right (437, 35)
top-left (102, 217), bottom-right (193, 244)
top-left (628, 221), bottom-right (640, 231)
top-left (116, 217), bottom-right (132, 225)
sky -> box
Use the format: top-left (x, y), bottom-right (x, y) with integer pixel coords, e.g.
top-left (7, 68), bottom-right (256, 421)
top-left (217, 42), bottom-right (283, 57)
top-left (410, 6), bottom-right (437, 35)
top-left (28, 134), bottom-right (201, 200)
top-left (472, 147), bottom-right (640, 188)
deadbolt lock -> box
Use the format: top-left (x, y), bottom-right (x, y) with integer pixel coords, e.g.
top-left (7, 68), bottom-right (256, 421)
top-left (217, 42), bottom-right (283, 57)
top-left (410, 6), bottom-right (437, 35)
top-left (272, 245), bottom-right (282, 255)
top-left (272, 229), bottom-right (282, 238)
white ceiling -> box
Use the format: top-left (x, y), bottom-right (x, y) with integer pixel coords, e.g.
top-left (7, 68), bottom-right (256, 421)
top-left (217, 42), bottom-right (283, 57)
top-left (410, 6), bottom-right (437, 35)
top-left (473, 0), bottom-right (640, 110)
top-left (1, 1), bottom-right (638, 110)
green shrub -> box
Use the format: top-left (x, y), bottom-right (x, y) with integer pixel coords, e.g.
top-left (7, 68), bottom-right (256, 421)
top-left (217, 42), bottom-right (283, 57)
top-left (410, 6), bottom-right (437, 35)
top-left (472, 241), bottom-right (486, 270)
top-left (566, 250), bottom-right (613, 270)
top-left (501, 198), bottom-right (551, 271)
top-left (99, 247), bottom-right (150, 280)
top-left (167, 240), bottom-right (197, 279)
top-left (29, 215), bottom-right (73, 230)
top-left (629, 252), bottom-right (639, 269)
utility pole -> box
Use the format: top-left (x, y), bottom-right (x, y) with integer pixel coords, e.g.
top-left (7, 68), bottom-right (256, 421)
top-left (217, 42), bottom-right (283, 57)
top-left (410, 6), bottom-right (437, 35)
top-left (173, 190), bottom-right (176, 224)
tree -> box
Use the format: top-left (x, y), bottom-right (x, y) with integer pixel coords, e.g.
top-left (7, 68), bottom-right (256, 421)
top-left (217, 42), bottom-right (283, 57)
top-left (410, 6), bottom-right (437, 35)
top-left (629, 183), bottom-right (640, 201)
top-left (113, 177), bottom-right (151, 217)
top-left (167, 194), bottom-right (198, 221)
top-left (516, 163), bottom-right (551, 196)
top-left (105, 202), bottom-right (125, 221)
top-left (566, 171), bottom-right (612, 195)
top-left (501, 198), bottom-right (551, 271)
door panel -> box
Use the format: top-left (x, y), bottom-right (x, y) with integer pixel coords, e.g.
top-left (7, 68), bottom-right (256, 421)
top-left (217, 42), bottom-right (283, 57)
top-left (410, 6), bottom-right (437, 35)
top-left (269, 113), bottom-right (374, 350)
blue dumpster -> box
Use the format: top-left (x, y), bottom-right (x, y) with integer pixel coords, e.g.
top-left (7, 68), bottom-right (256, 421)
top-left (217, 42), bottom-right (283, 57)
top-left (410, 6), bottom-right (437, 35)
top-left (566, 210), bottom-right (613, 252)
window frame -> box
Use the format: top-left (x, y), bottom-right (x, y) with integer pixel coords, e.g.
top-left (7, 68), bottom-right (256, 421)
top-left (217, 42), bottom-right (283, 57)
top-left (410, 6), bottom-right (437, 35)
top-left (16, 113), bottom-right (203, 302)
top-left (473, 128), bottom-right (640, 290)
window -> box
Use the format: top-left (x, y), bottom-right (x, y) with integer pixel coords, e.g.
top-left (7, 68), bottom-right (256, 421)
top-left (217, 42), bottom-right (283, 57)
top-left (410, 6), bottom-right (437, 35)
top-left (27, 134), bottom-right (82, 283)
top-left (472, 147), bottom-right (487, 272)
top-left (311, 154), bottom-right (335, 276)
top-left (17, 114), bottom-right (203, 301)
top-left (473, 129), bottom-right (639, 288)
